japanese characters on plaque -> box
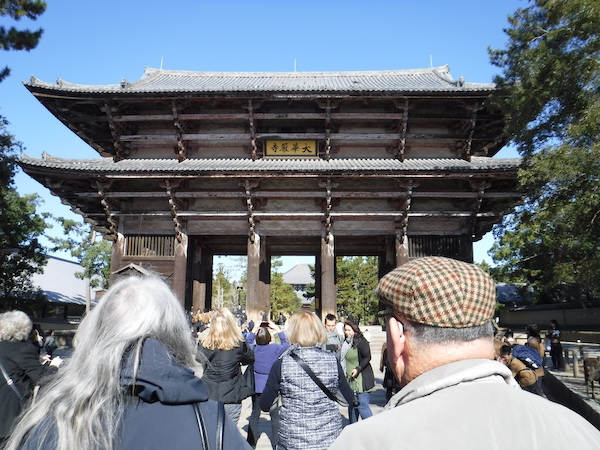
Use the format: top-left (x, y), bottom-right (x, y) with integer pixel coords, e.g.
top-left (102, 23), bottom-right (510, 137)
top-left (264, 140), bottom-right (317, 158)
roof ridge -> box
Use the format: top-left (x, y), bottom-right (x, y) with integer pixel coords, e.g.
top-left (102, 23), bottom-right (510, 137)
top-left (142, 65), bottom-right (452, 78)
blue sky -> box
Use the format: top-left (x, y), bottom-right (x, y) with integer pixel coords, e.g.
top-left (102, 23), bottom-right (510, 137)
top-left (1, 0), bottom-right (524, 272)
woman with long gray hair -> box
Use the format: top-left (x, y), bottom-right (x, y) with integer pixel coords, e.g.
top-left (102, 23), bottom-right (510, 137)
top-left (4, 274), bottom-right (250, 450)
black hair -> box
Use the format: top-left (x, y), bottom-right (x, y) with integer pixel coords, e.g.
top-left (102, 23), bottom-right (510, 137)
top-left (526, 323), bottom-right (540, 339)
top-left (344, 320), bottom-right (363, 347)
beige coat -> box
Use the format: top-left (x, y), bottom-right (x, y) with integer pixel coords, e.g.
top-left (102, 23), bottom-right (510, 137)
top-left (329, 359), bottom-right (600, 449)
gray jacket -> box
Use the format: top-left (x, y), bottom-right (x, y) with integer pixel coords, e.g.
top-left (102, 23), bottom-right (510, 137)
top-left (260, 346), bottom-right (352, 450)
top-left (330, 358), bottom-right (600, 449)
top-left (324, 331), bottom-right (343, 359)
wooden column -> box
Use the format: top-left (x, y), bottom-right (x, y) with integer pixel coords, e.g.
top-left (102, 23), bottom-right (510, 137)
top-left (381, 236), bottom-right (396, 277)
top-left (109, 232), bottom-right (125, 285)
top-left (396, 235), bottom-right (410, 267)
top-left (191, 244), bottom-right (211, 313)
top-left (247, 234), bottom-right (269, 319)
top-left (172, 232), bottom-right (188, 307)
top-left (320, 235), bottom-right (337, 319)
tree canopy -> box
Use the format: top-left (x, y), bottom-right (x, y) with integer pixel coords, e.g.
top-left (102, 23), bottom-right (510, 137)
top-left (0, 117), bottom-right (48, 308)
top-left (488, 0), bottom-right (600, 302)
top-left (335, 256), bottom-right (379, 325)
top-left (0, 0), bottom-right (47, 82)
top-left (270, 257), bottom-right (301, 317)
top-left (0, 1), bottom-right (49, 310)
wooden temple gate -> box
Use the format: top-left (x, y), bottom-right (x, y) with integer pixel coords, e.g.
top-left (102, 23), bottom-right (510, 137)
top-left (19, 66), bottom-right (521, 318)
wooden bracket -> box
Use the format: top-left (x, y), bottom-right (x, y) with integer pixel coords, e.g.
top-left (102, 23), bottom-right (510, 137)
top-left (172, 101), bottom-right (189, 162)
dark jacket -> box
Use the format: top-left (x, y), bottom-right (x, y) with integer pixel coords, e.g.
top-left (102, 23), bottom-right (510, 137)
top-left (199, 341), bottom-right (255, 403)
top-left (19, 339), bottom-right (251, 449)
top-left (0, 340), bottom-right (56, 438)
top-left (354, 337), bottom-right (375, 392)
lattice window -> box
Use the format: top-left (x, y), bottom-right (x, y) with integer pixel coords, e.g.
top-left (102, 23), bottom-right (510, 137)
top-left (124, 235), bottom-right (175, 257)
top-left (409, 236), bottom-right (467, 259)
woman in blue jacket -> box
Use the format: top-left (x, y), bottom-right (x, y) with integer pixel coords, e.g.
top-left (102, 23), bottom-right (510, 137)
top-left (245, 321), bottom-right (289, 448)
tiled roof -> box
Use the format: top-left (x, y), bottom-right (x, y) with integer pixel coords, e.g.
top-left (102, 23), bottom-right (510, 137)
top-left (19, 154), bottom-right (521, 174)
top-left (31, 256), bottom-right (100, 305)
top-left (282, 264), bottom-right (314, 285)
top-left (25, 65), bottom-right (493, 95)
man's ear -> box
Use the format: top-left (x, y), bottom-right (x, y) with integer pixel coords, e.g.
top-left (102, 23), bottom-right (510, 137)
top-left (387, 316), bottom-right (406, 364)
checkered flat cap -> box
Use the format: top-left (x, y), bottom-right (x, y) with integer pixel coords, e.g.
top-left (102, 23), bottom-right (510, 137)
top-left (376, 257), bottom-right (496, 328)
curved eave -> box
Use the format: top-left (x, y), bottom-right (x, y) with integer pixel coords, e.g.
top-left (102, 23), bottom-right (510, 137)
top-left (24, 65), bottom-right (495, 98)
top-left (18, 154), bottom-right (521, 177)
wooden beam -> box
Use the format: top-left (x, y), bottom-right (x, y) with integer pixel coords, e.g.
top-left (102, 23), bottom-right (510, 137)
top-left (75, 190), bottom-right (522, 200)
top-left (81, 112), bottom-right (502, 124)
top-left (92, 210), bottom-right (497, 219)
top-left (117, 132), bottom-right (501, 142)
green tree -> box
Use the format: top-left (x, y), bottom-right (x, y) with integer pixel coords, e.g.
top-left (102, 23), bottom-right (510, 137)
top-left (303, 264), bottom-right (316, 305)
top-left (270, 257), bottom-right (301, 317)
top-left (0, 0), bottom-right (47, 82)
top-left (336, 256), bottom-right (379, 325)
top-left (49, 218), bottom-right (112, 290)
top-left (488, 0), bottom-right (600, 301)
top-left (0, 1), bottom-right (49, 312)
top-left (212, 264), bottom-right (237, 309)
top-left (0, 118), bottom-right (49, 310)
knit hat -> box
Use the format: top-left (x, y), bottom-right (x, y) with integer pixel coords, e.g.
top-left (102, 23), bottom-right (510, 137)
top-left (376, 257), bottom-right (496, 328)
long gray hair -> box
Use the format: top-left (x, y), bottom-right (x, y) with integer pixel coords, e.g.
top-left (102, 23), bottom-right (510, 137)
top-left (5, 274), bottom-right (202, 450)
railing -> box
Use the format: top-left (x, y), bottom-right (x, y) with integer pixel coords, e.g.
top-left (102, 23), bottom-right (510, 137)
top-left (124, 235), bottom-right (175, 258)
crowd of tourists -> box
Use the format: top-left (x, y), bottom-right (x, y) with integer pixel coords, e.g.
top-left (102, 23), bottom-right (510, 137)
top-left (2, 257), bottom-right (600, 449)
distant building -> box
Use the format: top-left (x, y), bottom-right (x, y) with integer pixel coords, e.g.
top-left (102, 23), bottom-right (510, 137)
top-left (30, 256), bottom-right (101, 325)
top-left (282, 263), bottom-right (314, 305)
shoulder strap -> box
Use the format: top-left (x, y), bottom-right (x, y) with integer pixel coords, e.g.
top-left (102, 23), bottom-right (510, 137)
top-left (289, 352), bottom-right (340, 404)
top-left (193, 401), bottom-right (225, 450)
top-left (193, 402), bottom-right (210, 450)
top-left (0, 357), bottom-right (23, 402)
top-left (216, 401), bottom-right (225, 450)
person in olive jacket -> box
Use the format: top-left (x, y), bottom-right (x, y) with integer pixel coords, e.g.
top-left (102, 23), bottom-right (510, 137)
top-left (340, 320), bottom-right (375, 423)
top-left (199, 307), bottom-right (255, 424)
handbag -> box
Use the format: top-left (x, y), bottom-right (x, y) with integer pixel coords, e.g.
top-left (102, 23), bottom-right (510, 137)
top-left (238, 363), bottom-right (255, 399)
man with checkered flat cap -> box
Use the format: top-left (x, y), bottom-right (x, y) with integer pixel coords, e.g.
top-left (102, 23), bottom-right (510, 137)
top-left (330, 257), bottom-right (600, 449)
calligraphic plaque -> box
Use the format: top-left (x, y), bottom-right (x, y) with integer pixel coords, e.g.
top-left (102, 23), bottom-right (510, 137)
top-left (264, 140), bottom-right (317, 158)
